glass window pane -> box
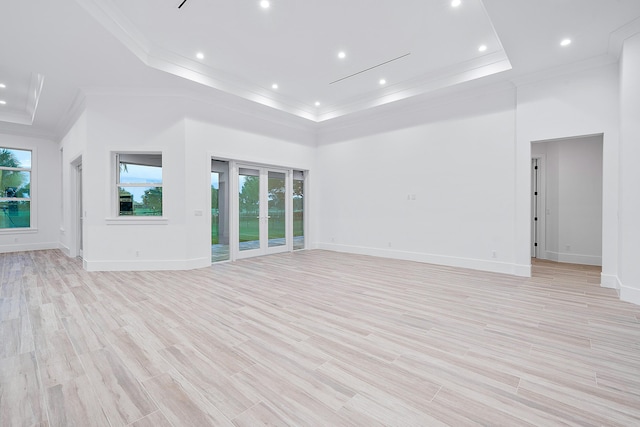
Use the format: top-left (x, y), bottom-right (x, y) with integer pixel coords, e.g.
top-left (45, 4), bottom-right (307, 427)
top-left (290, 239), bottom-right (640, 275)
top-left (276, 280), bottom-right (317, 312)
top-left (268, 171), bottom-right (286, 248)
top-left (119, 162), bottom-right (162, 184)
top-left (211, 159), bottom-right (230, 262)
top-left (119, 186), bottom-right (162, 216)
top-left (293, 177), bottom-right (304, 250)
top-left (239, 171), bottom-right (259, 250)
top-left (0, 148), bottom-right (31, 168)
top-left (0, 200), bottom-right (30, 228)
top-left (1, 170), bottom-right (30, 198)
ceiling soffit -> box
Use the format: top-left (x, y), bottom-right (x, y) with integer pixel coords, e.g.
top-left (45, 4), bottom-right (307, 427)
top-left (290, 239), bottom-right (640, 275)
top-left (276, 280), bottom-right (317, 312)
top-left (75, 0), bottom-right (511, 122)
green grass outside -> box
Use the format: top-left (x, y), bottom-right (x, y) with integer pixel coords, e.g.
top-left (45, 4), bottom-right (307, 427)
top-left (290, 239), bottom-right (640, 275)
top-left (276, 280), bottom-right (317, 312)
top-left (211, 214), bottom-right (303, 244)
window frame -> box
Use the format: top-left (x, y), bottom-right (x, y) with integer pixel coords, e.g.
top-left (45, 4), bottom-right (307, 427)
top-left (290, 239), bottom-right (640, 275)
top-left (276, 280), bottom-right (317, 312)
top-left (113, 152), bottom-right (164, 219)
top-left (0, 146), bottom-right (34, 231)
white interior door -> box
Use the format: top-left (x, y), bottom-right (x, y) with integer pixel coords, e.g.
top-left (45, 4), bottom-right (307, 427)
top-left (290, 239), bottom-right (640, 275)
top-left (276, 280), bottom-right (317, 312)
top-left (236, 166), bottom-right (290, 259)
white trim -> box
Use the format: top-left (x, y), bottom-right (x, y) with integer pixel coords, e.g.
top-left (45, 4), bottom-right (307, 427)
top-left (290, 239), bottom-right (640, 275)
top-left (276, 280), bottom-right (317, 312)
top-left (318, 243), bottom-right (529, 276)
top-left (0, 242), bottom-right (58, 253)
top-left (600, 273), bottom-right (620, 290)
top-left (105, 217), bottom-right (168, 225)
top-left (0, 228), bottom-right (38, 235)
top-left (608, 16), bottom-right (640, 59)
top-left (84, 256), bottom-right (210, 272)
top-left (544, 251), bottom-right (602, 266)
top-left (530, 153), bottom-right (547, 260)
top-left (70, 155), bottom-right (83, 258)
top-left (620, 284), bottom-right (640, 306)
top-left (59, 242), bottom-right (71, 257)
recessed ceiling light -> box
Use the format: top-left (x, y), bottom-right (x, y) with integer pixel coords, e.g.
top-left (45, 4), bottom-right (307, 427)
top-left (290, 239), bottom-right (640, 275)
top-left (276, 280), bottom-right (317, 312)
top-left (260, 0), bottom-right (270, 9)
top-left (196, 52), bottom-right (204, 60)
top-left (0, 100), bottom-right (6, 105)
top-left (451, 0), bottom-right (461, 7)
top-left (0, 84), bottom-right (5, 89)
top-left (315, 101), bottom-right (320, 107)
top-left (379, 79), bottom-right (387, 86)
top-left (478, 44), bottom-right (488, 52)
top-left (271, 83), bottom-right (278, 89)
top-left (338, 51), bottom-right (346, 59)
top-left (560, 38), bottom-right (572, 47)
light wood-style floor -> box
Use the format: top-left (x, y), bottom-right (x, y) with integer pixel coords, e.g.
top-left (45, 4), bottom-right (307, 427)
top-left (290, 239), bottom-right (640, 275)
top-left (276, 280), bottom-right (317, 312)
top-left (2, 250), bottom-right (640, 426)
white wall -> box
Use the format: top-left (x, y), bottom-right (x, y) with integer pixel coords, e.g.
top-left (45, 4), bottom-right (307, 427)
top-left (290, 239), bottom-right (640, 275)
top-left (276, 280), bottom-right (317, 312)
top-left (0, 133), bottom-right (60, 253)
top-left (316, 88), bottom-right (520, 275)
top-left (532, 136), bottom-right (603, 265)
top-left (618, 33), bottom-right (640, 304)
top-left (515, 64), bottom-right (620, 281)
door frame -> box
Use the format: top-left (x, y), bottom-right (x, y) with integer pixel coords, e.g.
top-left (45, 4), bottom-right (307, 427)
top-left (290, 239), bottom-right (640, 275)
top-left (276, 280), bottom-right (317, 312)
top-left (531, 153), bottom-right (546, 260)
top-left (234, 163), bottom-right (291, 260)
top-left (70, 156), bottom-right (83, 259)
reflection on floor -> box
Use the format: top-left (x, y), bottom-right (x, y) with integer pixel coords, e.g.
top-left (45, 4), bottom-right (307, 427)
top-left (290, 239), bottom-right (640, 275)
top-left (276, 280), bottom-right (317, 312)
top-left (211, 244), bottom-right (230, 262)
top-left (211, 236), bottom-right (305, 262)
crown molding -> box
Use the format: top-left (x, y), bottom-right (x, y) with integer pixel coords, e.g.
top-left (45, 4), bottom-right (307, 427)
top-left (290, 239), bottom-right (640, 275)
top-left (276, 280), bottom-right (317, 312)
top-left (0, 72), bottom-right (44, 127)
top-left (509, 54), bottom-right (618, 88)
top-left (55, 90), bottom-right (87, 141)
top-left (608, 16), bottom-right (640, 59)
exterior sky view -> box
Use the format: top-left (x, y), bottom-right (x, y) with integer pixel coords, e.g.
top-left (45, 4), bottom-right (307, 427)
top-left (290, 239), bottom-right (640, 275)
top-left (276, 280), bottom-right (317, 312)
top-left (119, 163), bottom-right (162, 203)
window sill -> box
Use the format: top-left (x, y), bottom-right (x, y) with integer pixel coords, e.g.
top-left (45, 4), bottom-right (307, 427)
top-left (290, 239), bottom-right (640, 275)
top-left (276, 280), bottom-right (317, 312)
top-left (105, 217), bottom-right (169, 225)
top-left (0, 228), bottom-right (38, 235)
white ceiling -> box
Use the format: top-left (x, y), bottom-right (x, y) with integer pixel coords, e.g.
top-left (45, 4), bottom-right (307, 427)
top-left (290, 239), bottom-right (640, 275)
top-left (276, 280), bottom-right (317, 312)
top-left (1, 0), bottom-right (640, 137)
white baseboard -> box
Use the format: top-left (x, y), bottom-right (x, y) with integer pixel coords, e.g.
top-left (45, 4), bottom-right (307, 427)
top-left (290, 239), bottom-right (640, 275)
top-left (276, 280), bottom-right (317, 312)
top-left (600, 273), bottom-right (620, 291)
top-left (0, 242), bottom-right (59, 253)
top-left (620, 285), bottom-right (640, 306)
top-left (317, 243), bottom-right (527, 276)
top-left (544, 251), bottom-right (602, 266)
top-left (84, 256), bottom-right (210, 272)
top-left (58, 243), bottom-right (71, 257)
top-left (619, 278), bottom-right (640, 306)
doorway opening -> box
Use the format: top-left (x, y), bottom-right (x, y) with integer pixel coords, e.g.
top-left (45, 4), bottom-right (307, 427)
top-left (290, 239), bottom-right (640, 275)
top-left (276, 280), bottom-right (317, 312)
top-left (530, 134), bottom-right (603, 273)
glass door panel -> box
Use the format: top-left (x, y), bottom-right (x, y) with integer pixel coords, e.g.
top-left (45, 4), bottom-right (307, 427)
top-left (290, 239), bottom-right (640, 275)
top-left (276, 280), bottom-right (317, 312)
top-left (235, 165), bottom-right (290, 259)
top-left (239, 168), bottom-right (260, 252)
top-left (293, 170), bottom-right (304, 250)
top-left (211, 160), bottom-right (230, 262)
top-left (268, 171), bottom-right (286, 248)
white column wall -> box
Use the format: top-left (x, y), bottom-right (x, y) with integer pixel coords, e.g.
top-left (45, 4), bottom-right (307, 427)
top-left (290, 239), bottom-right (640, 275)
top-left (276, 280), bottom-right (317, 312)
top-left (619, 33), bottom-right (640, 304)
top-left (81, 95), bottom-right (189, 270)
top-left (59, 111), bottom-right (88, 256)
top-left (0, 133), bottom-right (60, 252)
